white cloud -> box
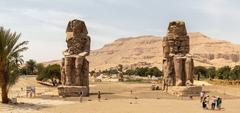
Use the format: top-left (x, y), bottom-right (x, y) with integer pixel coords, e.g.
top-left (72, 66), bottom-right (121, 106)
top-left (0, 7), bottom-right (135, 61)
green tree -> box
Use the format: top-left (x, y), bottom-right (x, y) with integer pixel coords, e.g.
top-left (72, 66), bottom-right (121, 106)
top-left (109, 69), bottom-right (118, 75)
top-left (217, 66), bottom-right (231, 80)
top-left (194, 66), bottom-right (208, 80)
top-left (231, 65), bottom-right (240, 80)
top-left (207, 66), bottom-right (216, 80)
top-left (26, 59), bottom-right (37, 75)
top-left (19, 66), bottom-right (30, 75)
top-left (36, 63), bottom-right (44, 75)
top-left (125, 69), bottom-right (135, 75)
top-left (146, 67), bottom-right (163, 77)
top-left (102, 69), bottom-right (109, 75)
top-left (0, 27), bottom-right (28, 103)
top-left (38, 64), bottom-right (61, 86)
top-left (102, 68), bottom-right (118, 75)
top-left (135, 67), bottom-right (149, 76)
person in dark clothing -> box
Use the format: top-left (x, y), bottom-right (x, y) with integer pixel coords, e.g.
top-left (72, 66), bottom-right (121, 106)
top-left (216, 96), bottom-right (222, 110)
top-left (211, 96), bottom-right (216, 110)
top-left (98, 91), bottom-right (101, 102)
top-left (202, 96), bottom-right (207, 109)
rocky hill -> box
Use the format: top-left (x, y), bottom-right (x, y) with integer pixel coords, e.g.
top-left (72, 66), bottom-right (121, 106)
top-left (43, 32), bottom-right (240, 70)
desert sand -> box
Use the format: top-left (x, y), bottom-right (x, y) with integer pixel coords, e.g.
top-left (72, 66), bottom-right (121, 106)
top-left (1, 76), bottom-right (240, 113)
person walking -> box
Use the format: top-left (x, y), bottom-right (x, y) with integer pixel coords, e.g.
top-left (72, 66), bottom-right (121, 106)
top-left (98, 91), bottom-right (101, 102)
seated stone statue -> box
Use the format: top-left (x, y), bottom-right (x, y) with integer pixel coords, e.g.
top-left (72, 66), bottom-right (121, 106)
top-left (162, 21), bottom-right (194, 87)
top-left (61, 19), bottom-right (91, 88)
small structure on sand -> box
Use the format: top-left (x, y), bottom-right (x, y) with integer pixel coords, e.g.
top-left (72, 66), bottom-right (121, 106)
top-left (58, 19), bottom-right (91, 97)
top-left (162, 21), bottom-right (202, 96)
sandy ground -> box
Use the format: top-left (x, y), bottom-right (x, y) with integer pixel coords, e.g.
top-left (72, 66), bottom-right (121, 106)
top-left (42, 99), bottom-right (240, 113)
top-left (1, 76), bottom-right (240, 113)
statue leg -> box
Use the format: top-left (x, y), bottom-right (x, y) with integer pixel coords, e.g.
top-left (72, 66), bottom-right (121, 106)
top-left (169, 57), bottom-right (175, 86)
top-left (65, 57), bottom-right (75, 86)
top-left (61, 58), bottom-right (66, 85)
top-left (83, 59), bottom-right (89, 95)
top-left (82, 59), bottom-right (89, 86)
top-left (185, 57), bottom-right (194, 85)
top-left (61, 68), bottom-right (66, 85)
top-left (174, 56), bottom-right (184, 86)
top-left (162, 59), bottom-right (167, 89)
top-left (75, 56), bottom-right (83, 86)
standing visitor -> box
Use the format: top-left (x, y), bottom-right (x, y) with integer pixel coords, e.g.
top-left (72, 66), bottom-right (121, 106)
top-left (31, 86), bottom-right (36, 97)
top-left (205, 95), bottom-right (210, 109)
top-left (211, 96), bottom-right (216, 110)
top-left (79, 91), bottom-right (83, 103)
top-left (216, 96), bottom-right (222, 110)
top-left (202, 96), bottom-right (207, 109)
top-left (98, 91), bottom-right (101, 102)
top-left (200, 91), bottom-right (205, 102)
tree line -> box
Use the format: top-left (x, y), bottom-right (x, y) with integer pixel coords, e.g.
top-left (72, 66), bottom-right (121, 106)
top-left (194, 65), bottom-right (240, 80)
top-left (101, 67), bottom-right (163, 77)
top-left (101, 65), bottom-right (240, 81)
top-left (22, 59), bottom-right (240, 82)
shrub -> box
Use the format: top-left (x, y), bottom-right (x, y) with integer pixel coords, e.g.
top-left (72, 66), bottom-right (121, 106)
top-left (230, 65), bottom-right (240, 80)
top-left (36, 64), bottom-right (61, 86)
top-left (194, 66), bottom-right (208, 80)
top-left (217, 66), bottom-right (231, 80)
top-left (207, 66), bottom-right (216, 80)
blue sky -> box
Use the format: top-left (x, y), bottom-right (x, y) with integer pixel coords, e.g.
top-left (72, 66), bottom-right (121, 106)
top-left (0, 0), bottom-right (240, 62)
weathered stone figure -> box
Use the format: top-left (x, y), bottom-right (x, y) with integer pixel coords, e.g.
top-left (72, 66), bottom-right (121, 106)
top-left (58, 19), bottom-right (90, 97)
top-left (162, 21), bottom-right (194, 87)
top-left (117, 64), bottom-right (124, 81)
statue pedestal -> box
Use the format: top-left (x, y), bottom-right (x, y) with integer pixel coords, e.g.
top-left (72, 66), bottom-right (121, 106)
top-left (58, 86), bottom-right (89, 97)
top-left (167, 86), bottom-right (202, 97)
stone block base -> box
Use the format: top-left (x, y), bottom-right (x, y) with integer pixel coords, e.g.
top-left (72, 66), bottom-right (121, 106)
top-left (58, 86), bottom-right (89, 97)
top-left (167, 86), bottom-right (202, 97)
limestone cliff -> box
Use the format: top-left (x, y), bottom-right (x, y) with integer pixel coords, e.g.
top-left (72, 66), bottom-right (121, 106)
top-left (43, 32), bottom-right (240, 70)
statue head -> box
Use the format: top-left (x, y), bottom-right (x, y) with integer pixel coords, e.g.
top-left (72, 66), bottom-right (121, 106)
top-left (65, 19), bottom-right (90, 55)
top-left (66, 19), bottom-right (88, 34)
top-left (167, 21), bottom-right (187, 36)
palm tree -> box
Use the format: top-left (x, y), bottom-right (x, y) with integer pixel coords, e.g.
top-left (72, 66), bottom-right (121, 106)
top-left (26, 59), bottom-right (37, 75)
top-left (0, 27), bottom-right (28, 103)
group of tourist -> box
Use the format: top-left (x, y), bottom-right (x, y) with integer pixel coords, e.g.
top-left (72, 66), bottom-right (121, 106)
top-left (200, 91), bottom-right (222, 110)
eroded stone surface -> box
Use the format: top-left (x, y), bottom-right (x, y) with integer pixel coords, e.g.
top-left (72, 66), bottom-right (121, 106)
top-left (162, 21), bottom-right (194, 87)
top-left (59, 19), bottom-right (91, 96)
